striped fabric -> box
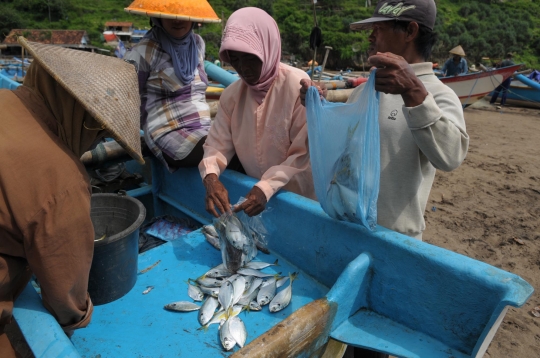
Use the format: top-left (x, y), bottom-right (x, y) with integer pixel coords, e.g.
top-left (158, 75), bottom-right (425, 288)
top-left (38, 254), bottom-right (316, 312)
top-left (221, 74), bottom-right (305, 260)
top-left (124, 35), bottom-right (211, 171)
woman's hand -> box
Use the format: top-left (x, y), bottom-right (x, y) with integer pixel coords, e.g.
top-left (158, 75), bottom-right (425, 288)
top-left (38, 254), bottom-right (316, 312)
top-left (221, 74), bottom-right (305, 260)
top-left (203, 174), bottom-right (231, 217)
top-left (299, 79), bottom-right (327, 106)
top-left (233, 186), bottom-right (267, 217)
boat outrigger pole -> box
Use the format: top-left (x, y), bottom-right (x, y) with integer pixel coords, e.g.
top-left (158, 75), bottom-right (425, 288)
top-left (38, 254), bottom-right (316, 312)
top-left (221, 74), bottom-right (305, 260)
top-left (309, 0), bottom-right (322, 81)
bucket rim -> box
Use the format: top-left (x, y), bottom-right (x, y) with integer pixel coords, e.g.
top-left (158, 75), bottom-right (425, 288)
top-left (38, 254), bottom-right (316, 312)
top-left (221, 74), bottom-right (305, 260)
top-left (91, 193), bottom-right (146, 247)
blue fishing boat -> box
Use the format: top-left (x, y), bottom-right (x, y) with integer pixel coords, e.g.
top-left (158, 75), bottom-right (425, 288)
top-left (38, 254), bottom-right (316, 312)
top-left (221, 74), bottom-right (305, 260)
top-left (487, 72), bottom-right (540, 109)
top-left (12, 156), bottom-right (533, 357)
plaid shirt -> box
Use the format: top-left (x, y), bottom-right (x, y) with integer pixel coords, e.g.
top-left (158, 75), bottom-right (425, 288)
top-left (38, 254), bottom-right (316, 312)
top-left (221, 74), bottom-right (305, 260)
top-left (125, 36), bottom-right (211, 171)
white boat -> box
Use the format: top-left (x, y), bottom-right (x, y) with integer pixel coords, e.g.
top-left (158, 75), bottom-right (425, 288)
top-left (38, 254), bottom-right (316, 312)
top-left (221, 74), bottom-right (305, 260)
top-left (440, 64), bottom-right (521, 107)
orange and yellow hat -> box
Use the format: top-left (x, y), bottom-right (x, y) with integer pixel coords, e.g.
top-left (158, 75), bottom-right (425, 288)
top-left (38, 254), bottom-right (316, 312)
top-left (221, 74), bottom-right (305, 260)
top-left (125, 0), bottom-right (221, 23)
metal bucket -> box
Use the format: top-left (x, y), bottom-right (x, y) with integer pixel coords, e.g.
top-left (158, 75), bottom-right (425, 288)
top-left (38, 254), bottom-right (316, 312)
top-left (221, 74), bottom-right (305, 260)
top-left (88, 193), bottom-right (146, 305)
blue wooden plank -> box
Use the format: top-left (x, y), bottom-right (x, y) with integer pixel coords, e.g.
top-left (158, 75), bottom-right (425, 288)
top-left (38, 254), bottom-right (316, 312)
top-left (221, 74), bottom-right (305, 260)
top-left (70, 230), bottom-right (327, 357)
top-left (13, 284), bottom-right (81, 358)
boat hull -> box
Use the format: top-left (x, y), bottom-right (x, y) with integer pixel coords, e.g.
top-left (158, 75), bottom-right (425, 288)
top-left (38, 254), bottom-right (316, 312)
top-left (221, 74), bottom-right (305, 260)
top-left (440, 65), bottom-right (521, 107)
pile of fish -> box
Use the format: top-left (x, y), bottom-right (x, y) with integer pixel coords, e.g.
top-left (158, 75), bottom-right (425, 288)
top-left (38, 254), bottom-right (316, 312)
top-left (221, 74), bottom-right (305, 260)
top-left (163, 213), bottom-right (297, 351)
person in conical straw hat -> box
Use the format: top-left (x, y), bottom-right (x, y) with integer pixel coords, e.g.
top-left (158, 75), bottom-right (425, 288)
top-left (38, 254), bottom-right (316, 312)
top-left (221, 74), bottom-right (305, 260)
top-left (124, 0), bottom-right (221, 172)
top-left (0, 37), bottom-right (142, 357)
top-left (442, 45), bottom-right (468, 77)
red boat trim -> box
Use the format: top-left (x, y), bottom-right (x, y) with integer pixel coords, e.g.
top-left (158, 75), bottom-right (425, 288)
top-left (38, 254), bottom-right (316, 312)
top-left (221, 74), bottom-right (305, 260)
top-left (440, 64), bottom-right (521, 84)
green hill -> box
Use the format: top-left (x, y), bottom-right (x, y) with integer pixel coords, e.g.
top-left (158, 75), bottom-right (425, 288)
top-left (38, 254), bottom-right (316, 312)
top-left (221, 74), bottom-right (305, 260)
top-left (1, 0), bottom-right (539, 68)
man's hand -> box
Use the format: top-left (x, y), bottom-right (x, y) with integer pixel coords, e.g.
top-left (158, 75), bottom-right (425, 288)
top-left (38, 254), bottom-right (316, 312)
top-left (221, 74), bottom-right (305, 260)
top-left (233, 186), bottom-right (267, 217)
top-left (299, 79), bottom-right (327, 106)
top-left (203, 174), bottom-right (231, 218)
top-left (368, 52), bottom-right (428, 107)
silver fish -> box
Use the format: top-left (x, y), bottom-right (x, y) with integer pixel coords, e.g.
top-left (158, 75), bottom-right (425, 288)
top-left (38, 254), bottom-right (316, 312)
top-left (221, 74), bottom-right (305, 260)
top-left (199, 296), bottom-right (220, 326)
top-left (244, 275), bottom-right (256, 291)
top-left (199, 309), bottom-right (227, 330)
top-left (204, 264), bottom-right (232, 278)
top-left (164, 301), bottom-right (200, 312)
top-left (228, 304), bottom-right (245, 318)
top-left (188, 283), bottom-right (204, 301)
top-left (237, 268), bottom-right (280, 278)
top-left (269, 272), bottom-right (298, 313)
top-left (248, 300), bottom-right (262, 311)
top-left (202, 224), bottom-right (219, 238)
top-left (226, 274), bottom-right (240, 283)
top-left (226, 215), bottom-right (249, 250)
top-left (220, 318), bottom-right (236, 351)
top-left (231, 275), bottom-right (247, 305)
top-left (244, 259), bottom-right (279, 270)
top-left (203, 231), bottom-right (221, 251)
top-left (261, 277), bottom-right (277, 287)
top-left (257, 279), bottom-right (277, 306)
top-left (199, 286), bottom-right (220, 298)
top-left (142, 286), bottom-right (154, 294)
top-left (276, 276), bottom-right (290, 288)
top-left (237, 287), bottom-right (259, 307)
top-left (229, 316), bottom-right (247, 348)
top-left (218, 280), bottom-right (234, 312)
top-left (196, 277), bottom-right (224, 287)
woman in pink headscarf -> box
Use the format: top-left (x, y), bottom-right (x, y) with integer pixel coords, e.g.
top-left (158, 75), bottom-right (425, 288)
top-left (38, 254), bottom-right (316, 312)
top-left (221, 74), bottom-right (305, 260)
top-left (199, 7), bottom-right (315, 217)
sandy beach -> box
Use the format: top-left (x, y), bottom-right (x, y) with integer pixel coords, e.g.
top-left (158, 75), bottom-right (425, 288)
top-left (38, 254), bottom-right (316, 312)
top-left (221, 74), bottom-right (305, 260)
top-left (423, 98), bottom-right (540, 357)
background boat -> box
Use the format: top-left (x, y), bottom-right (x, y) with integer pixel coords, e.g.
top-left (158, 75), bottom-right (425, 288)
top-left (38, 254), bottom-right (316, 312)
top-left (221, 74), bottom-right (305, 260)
top-left (486, 73), bottom-right (540, 109)
top-left (440, 64), bottom-right (521, 107)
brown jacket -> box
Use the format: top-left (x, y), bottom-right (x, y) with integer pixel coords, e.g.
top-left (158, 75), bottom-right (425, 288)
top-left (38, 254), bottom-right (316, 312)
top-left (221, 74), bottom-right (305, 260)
top-left (0, 88), bottom-right (94, 331)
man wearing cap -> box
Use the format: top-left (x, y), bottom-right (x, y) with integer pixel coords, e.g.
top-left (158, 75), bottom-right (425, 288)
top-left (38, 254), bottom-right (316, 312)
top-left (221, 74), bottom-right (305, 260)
top-left (300, 1), bottom-right (468, 354)
top-left (0, 38), bottom-right (143, 357)
top-left (442, 45), bottom-right (468, 76)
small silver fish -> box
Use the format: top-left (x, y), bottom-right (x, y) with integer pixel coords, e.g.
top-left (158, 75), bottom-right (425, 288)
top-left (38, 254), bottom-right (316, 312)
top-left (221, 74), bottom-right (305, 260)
top-left (237, 268), bottom-right (281, 278)
top-left (248, 300), bottom-right (262, 311)
top-left (202, 224), bottom-right (219, 238)
top-left (142, 286), bottom-right (154, 294)
top-left (244, 275), bottom-right (256, 291)
top-left (203, 264), bottom-right (232, 278)
top-left (231, 276), bottom-right (246, 305)
top-left (203, 232), bottom-right (221, 251)
top-left (269, 272), bottom-right (298, 313)
top-left (196, 277), bottom-right (224, 287)
top-left (164, 301), bottom-right (200, 312)
top-left (220, 318), bottom-right (236, 351)
top-left (199, 286), bottom-right (220, 297)
top-left (188, 283), bottom-right (204, 301)
top-left (276, 276), bottom-right (289, 288)
top-left (225, 215), bottom-right (249, 250)
top-left (237, 287), bottom-right (259, 307)
top-left (244, 259), bottom-right (279, 270)
top-left (238, 278), bottom-right (262, 306)
top-left (199, 309), bottom-right (227, 330)
top-left (228, 304), bottom-right (245, 318)
top-left (199, 296), bottom-right (220, 326)
top-left (218, 280), bottom-right (234, 312)
top-left (257, 279), bottom-right (277, 306)
top-left (229, 316), bottom-right (247, 348)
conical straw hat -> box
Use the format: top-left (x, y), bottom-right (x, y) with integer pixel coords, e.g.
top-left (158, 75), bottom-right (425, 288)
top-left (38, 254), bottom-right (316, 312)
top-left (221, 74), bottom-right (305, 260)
top-left (449, 45), bottom-right (466, 57)
top-left (18, 37), bottom-right (144, 164)
top-left (125, 0), bottom-right (221, 23)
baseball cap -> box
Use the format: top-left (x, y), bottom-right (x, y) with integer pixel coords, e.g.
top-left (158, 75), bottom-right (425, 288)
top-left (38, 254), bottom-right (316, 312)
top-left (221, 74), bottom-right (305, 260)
top-left (351, 0), bottom-right (437, 31)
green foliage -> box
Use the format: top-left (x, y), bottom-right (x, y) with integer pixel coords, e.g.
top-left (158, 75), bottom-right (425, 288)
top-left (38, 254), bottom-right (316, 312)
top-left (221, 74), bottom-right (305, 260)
top-left (0, 5), bottom-right (25, 41)
top-left (0, 0), bottom-right (538, 68)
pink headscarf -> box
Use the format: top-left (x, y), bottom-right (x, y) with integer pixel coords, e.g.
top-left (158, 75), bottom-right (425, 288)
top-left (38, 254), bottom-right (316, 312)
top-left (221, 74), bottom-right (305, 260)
top-left (219, 7), bottom-right (281, 104)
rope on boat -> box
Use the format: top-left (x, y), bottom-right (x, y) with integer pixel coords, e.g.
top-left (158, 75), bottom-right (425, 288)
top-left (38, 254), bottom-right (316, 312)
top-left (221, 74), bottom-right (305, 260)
top-left (487, 74), bottom-right (540, 106)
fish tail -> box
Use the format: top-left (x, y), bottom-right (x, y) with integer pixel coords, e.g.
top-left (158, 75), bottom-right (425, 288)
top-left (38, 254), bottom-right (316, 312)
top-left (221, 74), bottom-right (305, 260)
top-left (273, 259), bottom-right (279, 266)
top-left (290, 272), bottom-right (299, 282)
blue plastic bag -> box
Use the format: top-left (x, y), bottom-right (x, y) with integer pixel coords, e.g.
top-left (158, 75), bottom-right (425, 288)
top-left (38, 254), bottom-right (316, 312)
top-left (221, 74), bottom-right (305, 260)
top-left (305, 72), bottom-right (380, 230)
